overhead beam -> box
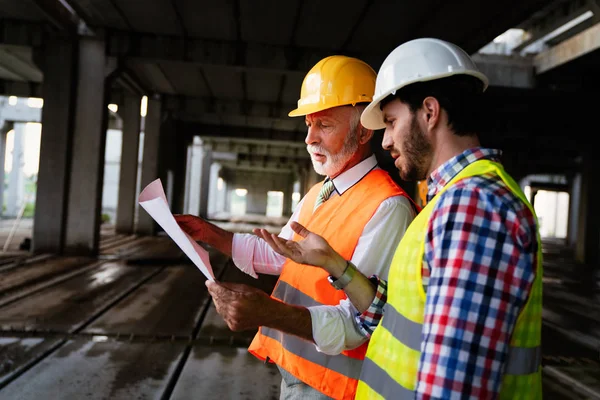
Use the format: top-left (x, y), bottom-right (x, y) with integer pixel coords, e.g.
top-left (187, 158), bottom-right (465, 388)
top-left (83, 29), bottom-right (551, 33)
top-left (514, 0), bottom-right (591, 52)
top-left (0, 46), bottom-right (44, 82)
top-left (0, 79), bottom-right (42, 97)
top-left (180, 122), bottom-right (306, 143)
top-left (200, 136), bottom-right (308, 159)
top-left (534, 21), bottom-right (600, 74)
top-left (106, 29), bottom-right (361, 74)
top-left (0, 20), bottom-right (45, 47)
top-left (31, 0), bottom-right (80, 32)
top-left (471, 54), bottom-right (534, 88)
top-left (164, 95), bottom-right (296, 120)
top-left (219, 159), bottom-right (300, 173)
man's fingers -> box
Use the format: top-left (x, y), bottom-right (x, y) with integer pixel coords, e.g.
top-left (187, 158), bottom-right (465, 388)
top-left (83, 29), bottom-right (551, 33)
top-left (290, 221), bottom-right (310, 238)
top-left (258, 229), bottom-right (284, 254)
top-left (270, 234), bottom-right (295, 256)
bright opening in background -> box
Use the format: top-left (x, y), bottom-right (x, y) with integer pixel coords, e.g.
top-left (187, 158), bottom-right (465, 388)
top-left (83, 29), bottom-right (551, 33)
top-left (27, 98), bottom-right (43, 108)
top-left (108, 104), bottom-right (118, 113)
top-left (534, 190), bottom-right (569, 239)
top-left (8, 96), bottom-right (17, 106)
top-left (230, 188), bottom-right (247, 216)
top-left (267, 191), bottom-right (284, 217)
top-left (217, 177), bottom-right (224, 191)
top-left (140, 96), bottom-right (148, 117)
top-left (292, 192), bottom-right (301, 211)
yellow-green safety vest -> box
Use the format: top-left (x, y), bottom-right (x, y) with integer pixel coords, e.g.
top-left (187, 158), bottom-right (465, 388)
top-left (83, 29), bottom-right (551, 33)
top-left (357, 160), bottom-right (543, 400)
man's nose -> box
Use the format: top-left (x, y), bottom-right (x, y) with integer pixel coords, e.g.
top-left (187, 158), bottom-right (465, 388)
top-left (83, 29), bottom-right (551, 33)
top-left (305, 125), bottom-right (320, 145)
top-left (382, 129), bottom-right (393, 151)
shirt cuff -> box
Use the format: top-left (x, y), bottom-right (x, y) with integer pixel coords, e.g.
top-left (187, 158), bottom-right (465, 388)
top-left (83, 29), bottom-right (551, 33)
top-left (355, 276), bottom-right (388, 338)
top-left (231, 233), bottom-right (258, 279)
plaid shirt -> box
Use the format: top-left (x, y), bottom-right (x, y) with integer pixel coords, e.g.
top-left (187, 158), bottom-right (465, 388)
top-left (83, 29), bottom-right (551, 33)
top-left (356, 147), bottom-right (538, 399)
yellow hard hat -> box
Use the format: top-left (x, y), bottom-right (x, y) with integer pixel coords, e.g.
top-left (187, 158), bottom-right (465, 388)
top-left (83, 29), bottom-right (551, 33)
top-left (288, 55), bottom-right (376, 117)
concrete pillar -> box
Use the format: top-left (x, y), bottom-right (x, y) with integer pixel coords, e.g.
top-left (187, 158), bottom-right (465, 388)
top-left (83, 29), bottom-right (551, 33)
top-left (136, 96), bottom-right (162, 235)
top-left (207, 162), bottom-right (221, 217)
top-left (6, 123), bottom-right (25, 217)
top-left (185, 139), bottom-right (202, 215)
top-left (115, 94), bottom-right (141, 234)
top-left (33, 38), bottom-right (77, 253)
top-left (183, 143), bottom-right (192, 214)
top-left (198, 145), bottom-right (212, 218)
top-left (246, 189), bottom-right (268, 215)
top-left (0, 122), bottom-right (10, 217)
top-left (171, 134), bottom-right (189, 215)
top-left (216, 173), bottom-right (227, 214)
top-left (225, 186), bottom-right (232, 213)
top-left (282, 175), bottom-right (294, 217)
top-left (575, 155), bottom-right (600, 266)
top-left (64, 38), bottom-right (109, 255)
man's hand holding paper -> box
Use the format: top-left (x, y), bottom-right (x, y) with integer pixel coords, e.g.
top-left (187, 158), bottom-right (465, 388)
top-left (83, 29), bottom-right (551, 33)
top-left (138, 178), bottom-right (215, 281)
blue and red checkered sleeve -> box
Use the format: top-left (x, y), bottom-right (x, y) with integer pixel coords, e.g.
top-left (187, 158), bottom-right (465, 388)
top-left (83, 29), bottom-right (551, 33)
top-left (355, 276), bottom-right (387, 338)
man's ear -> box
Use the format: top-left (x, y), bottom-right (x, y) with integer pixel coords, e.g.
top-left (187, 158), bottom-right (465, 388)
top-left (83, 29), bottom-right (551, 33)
top-left (359, 127), bottom-right (374, 144)
top-left (422, 97), bottom-right (440, 130)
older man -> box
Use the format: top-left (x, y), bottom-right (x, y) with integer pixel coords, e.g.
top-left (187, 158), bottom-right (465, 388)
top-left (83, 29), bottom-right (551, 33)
top-left (175, 55), bottom-right (417, 400)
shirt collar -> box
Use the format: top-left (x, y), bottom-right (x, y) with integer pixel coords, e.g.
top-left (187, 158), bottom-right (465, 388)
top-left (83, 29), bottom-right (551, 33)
top-left (427, 147), bottom-right (502, 201)
top-left (329, 154), bottom-right (378, 195)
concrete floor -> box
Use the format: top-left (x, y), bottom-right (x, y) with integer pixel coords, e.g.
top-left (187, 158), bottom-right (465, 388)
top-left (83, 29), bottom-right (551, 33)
top-left (0, 219), bottom-right (598, 399)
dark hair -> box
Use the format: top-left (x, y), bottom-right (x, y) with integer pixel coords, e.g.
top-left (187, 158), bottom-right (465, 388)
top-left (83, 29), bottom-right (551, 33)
top-left (380, 75), bottom-right (485, 136)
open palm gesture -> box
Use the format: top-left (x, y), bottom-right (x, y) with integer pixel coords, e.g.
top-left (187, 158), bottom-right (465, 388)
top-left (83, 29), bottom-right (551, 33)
top-left (254, 221), bottom-right (340, 273)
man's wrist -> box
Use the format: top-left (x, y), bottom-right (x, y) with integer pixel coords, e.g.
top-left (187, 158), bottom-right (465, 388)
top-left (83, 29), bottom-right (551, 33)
top-left (327, 253), bottom-right (349, 277)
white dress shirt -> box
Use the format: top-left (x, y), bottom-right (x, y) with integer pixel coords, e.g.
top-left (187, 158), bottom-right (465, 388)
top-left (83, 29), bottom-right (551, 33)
top-left (232, 154), bottom-right (416, 354)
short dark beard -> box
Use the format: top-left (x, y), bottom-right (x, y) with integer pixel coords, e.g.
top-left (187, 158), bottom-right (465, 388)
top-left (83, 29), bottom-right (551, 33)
top-left (401, 115), bottom-right (432, 181)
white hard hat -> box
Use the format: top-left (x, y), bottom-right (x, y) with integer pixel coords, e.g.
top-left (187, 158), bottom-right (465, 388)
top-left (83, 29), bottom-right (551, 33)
top-left (361, 38), bottom-right (489, 130)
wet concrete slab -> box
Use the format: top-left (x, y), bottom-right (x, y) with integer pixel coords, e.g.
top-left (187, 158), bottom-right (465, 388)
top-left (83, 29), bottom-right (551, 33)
top-left (170, 345), bottom-right (280, 400)
top-left (197, 305), bottom-right (257, 346)
top-left (83, 265), bottom-right (211, 338)
top-left (0, 337), bottom-right (186, 400)
top-left (0, 262), bottom-right (161, 333)
top-left (0, 256), bottom-right (93, 299)
top-left (0, 335), bottom-right (64, 387)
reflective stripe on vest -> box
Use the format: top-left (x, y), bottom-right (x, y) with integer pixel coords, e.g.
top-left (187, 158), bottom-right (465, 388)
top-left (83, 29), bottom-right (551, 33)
top-left (357, 160), bottom-right (542, 399)
top-left (272, 280), bottom-right (322, 307)
top-left (380, 303), bottom-right (541, 375)
top-left (261, 327), bottom-right (363, 379)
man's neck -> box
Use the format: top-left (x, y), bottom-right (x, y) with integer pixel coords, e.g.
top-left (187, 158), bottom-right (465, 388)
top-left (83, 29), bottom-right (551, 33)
top-left (329, 149), bottom-right (373, 180)
top-left (428, 133), bottom-right (480, 177)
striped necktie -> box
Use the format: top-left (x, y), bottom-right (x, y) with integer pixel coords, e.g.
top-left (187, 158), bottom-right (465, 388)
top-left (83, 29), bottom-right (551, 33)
top-left (314, 179), bottom-right (334, 212)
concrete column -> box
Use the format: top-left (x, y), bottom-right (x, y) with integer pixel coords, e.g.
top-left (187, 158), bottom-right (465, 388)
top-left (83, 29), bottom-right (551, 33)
top-left (171, 134), bottom-right (189, 215)
top-left (185, 140), bottom-right (202, 215)
top-left (282, 175), bottom-right (294, 217)
top-left (246, 189), bottom-right (268, 215)
top-left (64, 38), bottom-right (109, 256)
top-left (6, 123), bottom-right (25, 217)
top-left (115, 94), bottom-right (141, 234)
top-left (225, 186), bottom-right (232, 213)
top-left (33, 38), bottom-right (77, 254)
top-left (136, 96), bottom-right (162, 235)
top-left (183, 143), bottom-right (192, 214)
top-left (157, 117), bottom-right (177, 208)
top-left (207, 162), bottom-right (221, 217)
top-left (198, 145), bottom-right (212, 218)
top-left (575, 155), bottom-right (600, 266)
top-left (0, 122), bottom-right (10, 217)
top-left (216, 177), bottom-right (227, 214)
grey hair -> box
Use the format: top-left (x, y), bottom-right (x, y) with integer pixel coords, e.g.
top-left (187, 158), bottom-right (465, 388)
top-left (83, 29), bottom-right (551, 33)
top-left (349, 104), bottom-right (367, 135)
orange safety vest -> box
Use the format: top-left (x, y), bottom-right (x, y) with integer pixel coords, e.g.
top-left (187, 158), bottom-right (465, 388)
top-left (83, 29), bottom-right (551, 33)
top-left (248, 168), bottom-right (413, 400)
